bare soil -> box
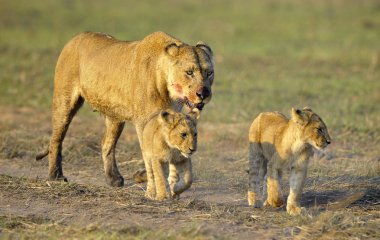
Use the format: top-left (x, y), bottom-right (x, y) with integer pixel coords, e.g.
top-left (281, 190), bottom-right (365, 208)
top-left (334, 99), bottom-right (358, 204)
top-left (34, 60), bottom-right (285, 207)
top-left (0, 107), bottom-right (379, 239)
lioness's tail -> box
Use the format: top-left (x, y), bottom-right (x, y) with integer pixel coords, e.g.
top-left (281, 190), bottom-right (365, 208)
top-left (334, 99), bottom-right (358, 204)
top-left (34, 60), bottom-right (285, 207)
top-left (36, 147), bottom-right (49, 160)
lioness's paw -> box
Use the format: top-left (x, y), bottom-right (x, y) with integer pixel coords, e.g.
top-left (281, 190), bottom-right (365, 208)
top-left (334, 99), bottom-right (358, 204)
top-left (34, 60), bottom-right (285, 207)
top-left (48, 175), bottom-right (68, 182)
top-left (265, 197), bottom-right (284, 208)
top-left (287, 205), bottom-right (305, 216)
top-left (106, 175), bottom-right (124, 187)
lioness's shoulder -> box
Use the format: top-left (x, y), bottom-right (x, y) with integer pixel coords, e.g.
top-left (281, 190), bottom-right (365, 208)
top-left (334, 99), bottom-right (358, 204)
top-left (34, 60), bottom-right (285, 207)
top-left (140, 31), bottom-right (183, 48)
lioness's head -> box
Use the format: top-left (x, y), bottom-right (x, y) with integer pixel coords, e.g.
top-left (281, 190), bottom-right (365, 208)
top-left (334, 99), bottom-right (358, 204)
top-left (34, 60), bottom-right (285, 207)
top-left (159, 109), bottom-right (198, 158)
top-left (164, 42), bottom-right (214, 112)
top-left (291, 107), bottom-right (331, 150)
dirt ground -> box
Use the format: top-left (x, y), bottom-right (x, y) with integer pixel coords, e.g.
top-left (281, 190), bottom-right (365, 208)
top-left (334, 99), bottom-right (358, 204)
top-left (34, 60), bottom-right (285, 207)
top-left (0, 107), bottom-right (379, 239)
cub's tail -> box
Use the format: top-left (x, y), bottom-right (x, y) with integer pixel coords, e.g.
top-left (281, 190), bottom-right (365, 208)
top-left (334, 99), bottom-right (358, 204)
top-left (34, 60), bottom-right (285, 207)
top-left (36, 147), bottom-right (49, 160)
top-left (133, 169), bottom-right (147, 183)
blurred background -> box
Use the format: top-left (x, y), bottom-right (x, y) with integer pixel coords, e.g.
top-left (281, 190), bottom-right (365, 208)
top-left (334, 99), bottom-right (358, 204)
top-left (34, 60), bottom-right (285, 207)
top-left (0, 0), bottom-right (379, 144)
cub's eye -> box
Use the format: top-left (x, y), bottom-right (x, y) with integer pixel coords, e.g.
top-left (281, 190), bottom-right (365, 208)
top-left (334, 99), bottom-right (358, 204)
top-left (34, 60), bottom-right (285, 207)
top-left (181, 132), bottom-right (187, 139)
top-left (186, 70), bottom-right (193, 76)
top-left (207, 70), bottom-right (213, 77)
top-left (194, 132), bottom-right (198, 137)
top-left (317, 128), bottom-right (323, 134)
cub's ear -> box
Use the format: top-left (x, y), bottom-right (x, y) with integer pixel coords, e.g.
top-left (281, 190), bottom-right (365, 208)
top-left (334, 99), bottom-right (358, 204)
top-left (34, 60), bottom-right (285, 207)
top-left (165, 43), bottom-right (180, 57)
top-left (188, 108), bottom-right (200, 121)
top-left (291, 108), bottom-right (309, 126)
top-left (302, 106), bottom-right (313, 112)
top-left (159, 110), bottom-right (175, 125)
top-left (196, 41), bottom-right (213, 57)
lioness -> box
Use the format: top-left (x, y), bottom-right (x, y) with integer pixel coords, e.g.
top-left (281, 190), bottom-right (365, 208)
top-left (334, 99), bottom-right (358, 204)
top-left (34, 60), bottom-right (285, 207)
top-left (142, 109), bottom-right (197, 201)
top-left (36, 31), bottom-right (214, 186)
top-left (247, 107), bottom-right (331, 215)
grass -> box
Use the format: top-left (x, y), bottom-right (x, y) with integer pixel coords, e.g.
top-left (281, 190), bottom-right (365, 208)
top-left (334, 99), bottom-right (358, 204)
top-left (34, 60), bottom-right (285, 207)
top-left (1, 0), bottom-right (379, 143)
top-left (0, 0), bottom-right (379, 239)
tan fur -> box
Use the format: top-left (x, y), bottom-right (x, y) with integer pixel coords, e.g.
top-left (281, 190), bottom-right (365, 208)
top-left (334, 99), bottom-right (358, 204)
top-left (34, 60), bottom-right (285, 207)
top-left (247, 107), bottom-right (331, 215)
top-left (142, 109), bottom-right (197, 201)
top-left (36, 32), bottom-right (214, 186)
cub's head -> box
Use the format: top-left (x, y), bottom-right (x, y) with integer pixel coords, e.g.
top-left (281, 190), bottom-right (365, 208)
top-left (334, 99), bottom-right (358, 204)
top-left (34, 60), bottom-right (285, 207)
top-left (159, 109), bottom-right (198, 158)
top-left (291, 107), bottom-right (331, 150)
top-left (164, 42), bottom-right (214, 112)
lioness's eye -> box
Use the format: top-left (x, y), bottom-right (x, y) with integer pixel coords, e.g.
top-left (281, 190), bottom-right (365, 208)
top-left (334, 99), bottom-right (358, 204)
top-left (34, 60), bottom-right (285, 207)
top-left (194, 132), bottom-right (197, 137)
top-left (181, 132), bottom-right (187, 139)
top-left (317, 128), bottom-right (323, 134)
top-left (186, 70), bottom-right (193, 76)
top-left (207, 70), bottom-right (213, 77)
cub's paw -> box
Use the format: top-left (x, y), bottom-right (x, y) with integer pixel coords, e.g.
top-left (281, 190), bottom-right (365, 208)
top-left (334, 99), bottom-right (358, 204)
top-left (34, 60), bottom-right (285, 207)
top-left (155, 194), bottom-right (169, 201)
top-left (286, 204), bottom-right (305, 216)
top-left (171, 191), bottom-right (180, 200)
top-left (106, 175), bottom-right (124, 187)
top-left (145, 191), bottom-right (156, 200)
top-left (248, 191), bottom-right (263, 208)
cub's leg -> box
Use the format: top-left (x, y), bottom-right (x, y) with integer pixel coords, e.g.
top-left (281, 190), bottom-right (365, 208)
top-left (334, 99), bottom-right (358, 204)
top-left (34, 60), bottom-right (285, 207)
top-left (265, 159), bottom-right (284, 207)
top-left (287, 164), bottom-right (308, 216)
top-left (144, 155), bottom-right (156, 199)
top-left (248, 142), bottom-right (265, 208)
top-left (152, 159), bottom-right (169, 201)
top-left (48, 92), bottom-right (84, 181)
top-left (170, 158), bottom-right (193, 198)
top-left (102, 117), bottom-right (125, 187)
top-left (168, 162), bottom-right (179, 198)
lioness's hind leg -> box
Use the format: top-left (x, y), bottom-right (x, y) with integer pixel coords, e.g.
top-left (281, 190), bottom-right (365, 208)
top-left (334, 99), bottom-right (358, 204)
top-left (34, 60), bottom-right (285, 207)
top-left (48, 94), bottom-right (83, 181)
top-left (102, 117), bottom-right (125, 187)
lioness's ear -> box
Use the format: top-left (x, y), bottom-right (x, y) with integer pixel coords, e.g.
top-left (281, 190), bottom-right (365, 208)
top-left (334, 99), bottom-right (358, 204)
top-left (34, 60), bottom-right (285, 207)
top-left (196, 41), bottom-right (213, 57)
top-left (291, 108), bottom-right (309, 126)
top-left (165, 43), bottom-right (180, 57)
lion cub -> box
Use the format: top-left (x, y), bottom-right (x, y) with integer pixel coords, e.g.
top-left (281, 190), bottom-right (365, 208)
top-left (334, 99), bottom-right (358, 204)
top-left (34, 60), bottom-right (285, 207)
top-left (142, 109), bottom-right (198, 201)
top-left (247, 107), bottom-right (331, 215)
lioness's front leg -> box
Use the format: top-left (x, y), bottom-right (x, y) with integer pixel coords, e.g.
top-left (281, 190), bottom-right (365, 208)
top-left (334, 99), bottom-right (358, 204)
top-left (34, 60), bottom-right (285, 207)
top-left (171, 157), bottom-right (193, 198)
top-left (287, 163), bottom-right (308, 216)
top-left (102, 117), bottom-right (125, 187)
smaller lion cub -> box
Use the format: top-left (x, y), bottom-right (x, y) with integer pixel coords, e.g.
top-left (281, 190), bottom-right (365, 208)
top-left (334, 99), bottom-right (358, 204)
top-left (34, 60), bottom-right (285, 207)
top-left (142, 109), bottom-right (198, 201)
top-left (247, 107), bottom-right (331, 215)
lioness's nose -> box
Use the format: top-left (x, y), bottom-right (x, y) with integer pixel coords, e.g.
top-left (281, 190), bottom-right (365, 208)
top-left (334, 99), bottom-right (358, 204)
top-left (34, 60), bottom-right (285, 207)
top-left (327, 140), bottom-right (331, 144)
top-left (196, 87), bottom-right (210, 100)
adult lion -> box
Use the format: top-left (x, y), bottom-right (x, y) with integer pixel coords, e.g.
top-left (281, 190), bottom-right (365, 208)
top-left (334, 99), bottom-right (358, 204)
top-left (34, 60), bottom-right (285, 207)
top-left (36, 31), bottom-right (214, 187)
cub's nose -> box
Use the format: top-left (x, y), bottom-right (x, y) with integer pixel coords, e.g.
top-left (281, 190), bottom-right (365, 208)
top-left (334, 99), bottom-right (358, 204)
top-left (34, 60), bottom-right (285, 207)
top-left (326, 140), bottom-right (331, 145)
top-left (189, 148), bottom-right (196, 153)
top-left (196, 87), bottom-right (210, 100)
